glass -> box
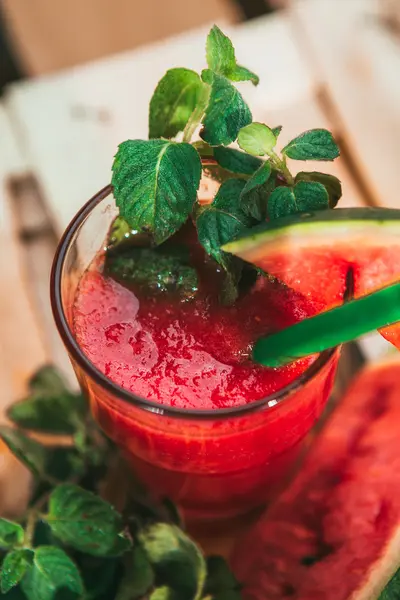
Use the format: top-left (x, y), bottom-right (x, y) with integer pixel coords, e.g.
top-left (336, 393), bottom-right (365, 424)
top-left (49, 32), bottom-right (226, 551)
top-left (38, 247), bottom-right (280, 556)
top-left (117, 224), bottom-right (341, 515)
top-left (51, 186), bottom-right (339, 523)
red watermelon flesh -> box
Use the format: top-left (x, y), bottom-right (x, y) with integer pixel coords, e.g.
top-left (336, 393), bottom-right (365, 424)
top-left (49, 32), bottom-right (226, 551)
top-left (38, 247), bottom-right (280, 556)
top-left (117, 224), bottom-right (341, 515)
top-left (231, 361), bottom-right (400, 600)
top-left (223, 209), bottom-right (400, 347)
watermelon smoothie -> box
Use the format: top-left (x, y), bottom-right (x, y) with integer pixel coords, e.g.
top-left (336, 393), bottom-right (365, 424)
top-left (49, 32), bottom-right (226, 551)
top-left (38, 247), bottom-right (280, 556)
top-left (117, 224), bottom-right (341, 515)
top-left (51, 186), bottom-right (339, 522)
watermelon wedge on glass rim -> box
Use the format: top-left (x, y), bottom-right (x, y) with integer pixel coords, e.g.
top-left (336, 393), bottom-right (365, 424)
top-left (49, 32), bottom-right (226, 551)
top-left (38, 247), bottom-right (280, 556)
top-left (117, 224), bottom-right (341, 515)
top-left (223, 207), bottom-right (400, 349)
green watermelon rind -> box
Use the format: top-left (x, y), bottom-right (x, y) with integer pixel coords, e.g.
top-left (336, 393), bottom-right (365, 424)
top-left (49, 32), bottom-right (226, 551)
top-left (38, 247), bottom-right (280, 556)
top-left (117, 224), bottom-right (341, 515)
top-left (223, 208), bottom-right (400, 259)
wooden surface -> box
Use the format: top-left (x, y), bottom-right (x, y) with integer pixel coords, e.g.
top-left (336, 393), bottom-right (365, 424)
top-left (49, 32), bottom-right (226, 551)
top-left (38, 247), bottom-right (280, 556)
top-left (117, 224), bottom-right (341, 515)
top-left (2, 0), bottom-right (239, 76)
top-left (0, 0), bottom-right (398, 517)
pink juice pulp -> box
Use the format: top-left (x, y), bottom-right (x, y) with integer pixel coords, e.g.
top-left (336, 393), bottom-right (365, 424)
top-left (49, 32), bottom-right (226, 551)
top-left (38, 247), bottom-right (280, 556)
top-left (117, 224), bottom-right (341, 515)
top-left (72, 240), bottom-right (338, 521)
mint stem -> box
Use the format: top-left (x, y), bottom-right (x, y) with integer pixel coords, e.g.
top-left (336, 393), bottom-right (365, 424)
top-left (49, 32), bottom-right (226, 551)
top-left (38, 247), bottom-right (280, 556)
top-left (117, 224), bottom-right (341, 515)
top-left (269, 151), bottom-right (294, 185)
top-left (183, 85), bottom-right (211, 143)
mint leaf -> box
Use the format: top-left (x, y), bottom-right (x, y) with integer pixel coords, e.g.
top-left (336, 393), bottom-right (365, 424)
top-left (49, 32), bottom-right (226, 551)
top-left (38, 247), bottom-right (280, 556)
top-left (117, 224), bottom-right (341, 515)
top-left (379, 568), bottom-right (400, 599)
top-left (204, 556), bottom-right (240, 596)
top-left (21, 547), bottom-right (84, 600)
top-left (237, 122), bottom-right (276, 156)
top-left (200, 70), bottom-right (252, 146)
top-left (196, 179), bottom-right (252, 303)
top-left (0, 427), bottom-right (47, 478)
top-left (139, 523), bottom-right (206, 600)
top-left (115, 546), bottom-right (154, 600)
top-left (272, 125), bottom-right (282, 138)
top-left (149, 68), bottom-right (205, 139)
top-left (282, 128), bottom-right (340, 161)
top-left (293, 180), bottom-right (329, 211)
top-left (46, 484), bottom-right (131, 557)
top-left (267, 181), bottom-right (329, 219)
top-left (0, 520), bottom-right (24, 549)
top-left (28, 366), bottom-right (67, 397)
top-left (206, 26), bottom-right (259, 86)
top-left (112, 140), bottom-right (201, 245)
top-left (213, 147), bottom-right (262, 176)
top-left (240, 162), bottom-right (273, 221)
top-left (1, 549), bottom-right (34, 593)
top-left (196, 179), bottom-right (252, 264)
top-left (105, 245), bottom-right (198, 302)
top-left (7, 392), bottom-right (86, 435)
top-left (206, 26), bottom-right (236, 77)
top-left (150, 587), bottom-right (176, 600)
top-left (295, 171), bottom-right (342, 208)
top-left (267, 186), bottom-right (297, 219)
top-left (228, 64), bottom-right (259, 86)
top-left (8, 364), bottom-right (86, 435)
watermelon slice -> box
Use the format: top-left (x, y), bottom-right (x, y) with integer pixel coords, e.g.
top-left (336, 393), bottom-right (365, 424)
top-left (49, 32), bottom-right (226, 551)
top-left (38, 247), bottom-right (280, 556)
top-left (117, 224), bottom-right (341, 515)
top-left (231, 360), bottom-right (400, 600)
top-left (223, 208), bottom-right (400, 346)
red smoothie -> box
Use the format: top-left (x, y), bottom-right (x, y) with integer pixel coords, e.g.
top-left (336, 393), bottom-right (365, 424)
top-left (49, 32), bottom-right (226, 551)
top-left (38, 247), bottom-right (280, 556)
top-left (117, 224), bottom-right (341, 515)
top-left (71, 239), bottom-right (338, 521)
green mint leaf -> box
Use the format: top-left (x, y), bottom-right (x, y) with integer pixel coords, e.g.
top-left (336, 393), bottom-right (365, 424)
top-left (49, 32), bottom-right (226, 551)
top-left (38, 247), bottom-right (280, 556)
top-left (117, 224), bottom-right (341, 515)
top-left (379, 567), bottom-right (400, 599)
top-left (295, 171), bottom-right (342, 208)
top-left (228, 64), bottom-right (259, 86)
top-left (1, 549), bottom-right (34, 593)
top-left (0, 520), bottom-right (24, 550)
top-left (293, 180), bottom-right (329, 211)
top-left (21, 547), bottom-right (84, 600)
top-left (105, 245), bottom-right (198, 302)
top-left (28, 365), bottom-right (67, 397)
top-left (240, 162), bottom-right (274, 221)
top-left (206, 26), bottom-right (236, 76)
top-left (237, 122), bottom-right (276, 156)
top-left (196, 179), bottom-right (252, 263)
top-left (112, 139), bottom-right (201, 245)
top-left (7, 392), bottom-right (86, 435)
top-left (139, 523), bottom-right (206, 600)
top-left (201, 162), bottom-right (234, 184)
top-left (200, 70), bottom-right (252, 146)
top-left (207, 590), bottom-right (242, 599)
top-left (150, 587), bottom-right (177, 600)
top-left (267, 186), bottom-right (297, 219)
top-left (0, 427), bottom-right (47, 478)
top-left (204, 556), bottom-right (240, 595)
top-left (267, 181), bottom-right (329, 219)
top-left (213, 147), bottom-right (262, 176)
top-left (272, 125), bottom-right (282, 138)
top-left (282, 128), bottom-right (340, 161)
top-left (115, 546), bottom-right (154, 600)
top-left (196, 179), bottom-right (252, 304)
top-left (206, 26), bottom-right (259, 86)
top-left (45, 484), bottom-right (131, 557)
top-left (75, 556), bottom-right (119, 600)
top-left (149, 68), bottom-right (205, 139)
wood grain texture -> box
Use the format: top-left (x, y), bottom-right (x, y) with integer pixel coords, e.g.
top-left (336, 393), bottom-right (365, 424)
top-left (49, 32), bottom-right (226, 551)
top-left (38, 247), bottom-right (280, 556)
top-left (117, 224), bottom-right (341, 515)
top-left (291, 0), bottom-right (400, 208)
top-left (2, 0), bottom-right (239, 76)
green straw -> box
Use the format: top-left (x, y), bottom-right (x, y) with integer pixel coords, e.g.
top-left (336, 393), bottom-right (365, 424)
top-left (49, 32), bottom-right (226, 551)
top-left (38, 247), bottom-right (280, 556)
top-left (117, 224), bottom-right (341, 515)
top-left (253, 281), bottom-right (400, 367)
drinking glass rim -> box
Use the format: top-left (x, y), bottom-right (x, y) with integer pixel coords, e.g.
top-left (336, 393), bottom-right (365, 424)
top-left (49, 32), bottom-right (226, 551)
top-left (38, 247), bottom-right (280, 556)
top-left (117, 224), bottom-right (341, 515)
top-left (50, 184), bottom-right (338, 420)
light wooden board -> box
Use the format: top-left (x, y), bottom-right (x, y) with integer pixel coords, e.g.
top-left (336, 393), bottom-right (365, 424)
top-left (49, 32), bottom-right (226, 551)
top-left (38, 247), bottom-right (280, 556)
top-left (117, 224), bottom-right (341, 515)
top-left (4, 12), bottom-right (319, 235)
top-left (0, 106), bottom-right (44, 515)
top-left (291, 0), bottom-right (400, 208)
top-left (2, 0), bottom-right (239, 76)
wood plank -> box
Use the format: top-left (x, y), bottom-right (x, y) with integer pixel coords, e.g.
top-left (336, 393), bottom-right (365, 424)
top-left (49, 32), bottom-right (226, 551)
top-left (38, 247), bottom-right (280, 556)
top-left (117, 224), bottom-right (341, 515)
top-left (0, 106), bottom-right (46, 515)
top-left (4, 12), bottom-right (317, 235)
top-left (2, 0), bottom-right (239, 76)
top-left (291, 0), bottom-right (400, 208)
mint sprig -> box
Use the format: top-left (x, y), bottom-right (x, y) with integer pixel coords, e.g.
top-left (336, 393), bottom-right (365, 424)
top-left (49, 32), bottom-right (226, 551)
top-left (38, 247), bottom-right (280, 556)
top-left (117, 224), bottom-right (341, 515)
top-left (112, 24), bottom-right (342, 304)
top-left (0, 366), bottom-right (238, 599)
top-left (206, 25), bottom-right (259, 86)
